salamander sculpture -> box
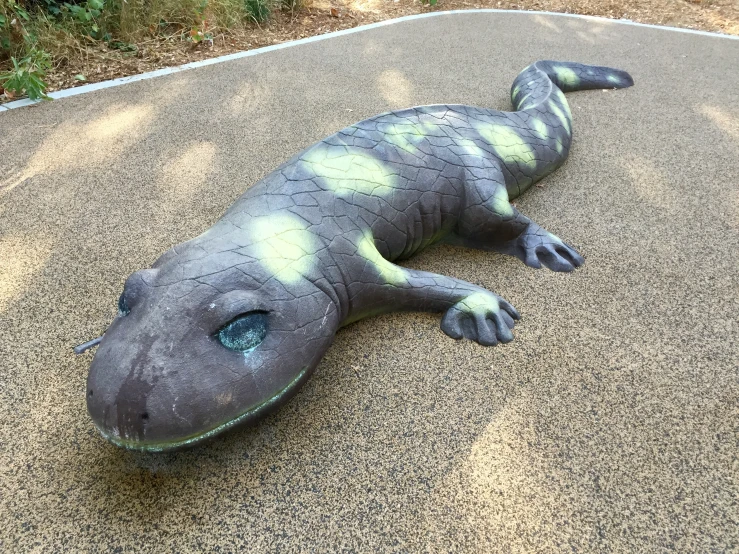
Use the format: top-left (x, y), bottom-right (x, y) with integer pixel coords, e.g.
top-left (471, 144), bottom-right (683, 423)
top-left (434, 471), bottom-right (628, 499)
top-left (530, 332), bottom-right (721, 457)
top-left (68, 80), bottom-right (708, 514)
top-left (85, 61), bottom-right (633, 451)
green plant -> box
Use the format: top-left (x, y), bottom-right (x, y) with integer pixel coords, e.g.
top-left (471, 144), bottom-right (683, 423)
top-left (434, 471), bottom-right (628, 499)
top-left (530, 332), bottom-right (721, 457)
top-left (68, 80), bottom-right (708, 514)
top-left (0, 47), bottom-right (51, 99)
top-left (62, 0), bottom-right (105, 39)
top-left (244, 0), bottom-right (270, 23)
top-left (107, 39), bottom-right (137, 52)
top-left (1, 0), bottom-right (32, 55)
top-left (189, 24), bottom-right (212, 43)
top-left (420, 0), bottom-right (438, 5)
top-left (25, 0), bottom-right (65, 17)
top-left (0, 12), bottom-right (10, 53)
top-left (187, 0), bottom-right (215, 44)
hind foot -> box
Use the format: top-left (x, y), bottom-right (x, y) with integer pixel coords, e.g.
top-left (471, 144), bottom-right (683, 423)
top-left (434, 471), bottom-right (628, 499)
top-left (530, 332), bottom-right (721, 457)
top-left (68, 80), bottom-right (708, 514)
top-left (512, 223), bottom-right (584, 272)
top-left (441, 292), bottom-right (520, 346)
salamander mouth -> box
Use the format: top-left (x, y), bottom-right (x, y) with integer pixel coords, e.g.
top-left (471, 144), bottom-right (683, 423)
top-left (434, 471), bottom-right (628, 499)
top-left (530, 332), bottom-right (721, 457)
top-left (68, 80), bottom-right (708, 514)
top-left (95, 366), bottom-right (310, 452)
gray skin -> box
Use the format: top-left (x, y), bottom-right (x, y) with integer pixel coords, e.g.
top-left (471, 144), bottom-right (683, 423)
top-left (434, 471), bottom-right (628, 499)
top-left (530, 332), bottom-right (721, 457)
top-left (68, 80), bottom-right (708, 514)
top-left (86, 61), bottom-right (633, 451)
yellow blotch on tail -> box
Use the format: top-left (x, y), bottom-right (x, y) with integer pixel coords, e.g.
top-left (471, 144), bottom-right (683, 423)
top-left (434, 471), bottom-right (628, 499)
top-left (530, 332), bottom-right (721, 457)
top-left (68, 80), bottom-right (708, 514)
top-left (547, 90), bottom-right (572, 136)
top-left (554, 66), bottom-right (580, 88)
top-left (529, 116), bottom-right (565, 155)
top-left (529, 117), bottom-right (549, 139)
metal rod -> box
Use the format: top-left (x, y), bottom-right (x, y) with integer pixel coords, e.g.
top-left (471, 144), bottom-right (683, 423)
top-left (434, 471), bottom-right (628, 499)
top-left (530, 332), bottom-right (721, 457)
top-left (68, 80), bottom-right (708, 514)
top-left (73, 335), bottom-right (103, 355)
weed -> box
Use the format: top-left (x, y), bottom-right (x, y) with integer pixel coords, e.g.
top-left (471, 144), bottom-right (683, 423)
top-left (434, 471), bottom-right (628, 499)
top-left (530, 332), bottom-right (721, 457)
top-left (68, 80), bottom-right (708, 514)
top-left (107, 39), bottom-right (136, 52)
top-left (0, 47), bottom-right (51, 99)
top-left (244, 0), bottom-right (270, 23)
top-left (189, 24), bottom-right (213, 44)
top-left (1, 1), bottom-right (54, 99)
top-left (62, 0), bottom-right (106, 39)
top-left (1, 0), bottom-right (32, 58)
top-left (0, 0), bottom-right (303, 99)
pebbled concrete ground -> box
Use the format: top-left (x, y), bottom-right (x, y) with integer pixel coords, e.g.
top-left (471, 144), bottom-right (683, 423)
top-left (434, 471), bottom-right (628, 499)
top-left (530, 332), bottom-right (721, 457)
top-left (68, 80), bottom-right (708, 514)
top-left (1, 12), bottom-right (738, 553)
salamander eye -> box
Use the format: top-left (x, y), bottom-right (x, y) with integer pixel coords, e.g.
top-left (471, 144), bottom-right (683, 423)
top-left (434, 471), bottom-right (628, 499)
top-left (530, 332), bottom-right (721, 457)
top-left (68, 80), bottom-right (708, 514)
top-left (217, 312), bottom-right (268, 352)
top-left (118, 293), bottom-right (130, 316)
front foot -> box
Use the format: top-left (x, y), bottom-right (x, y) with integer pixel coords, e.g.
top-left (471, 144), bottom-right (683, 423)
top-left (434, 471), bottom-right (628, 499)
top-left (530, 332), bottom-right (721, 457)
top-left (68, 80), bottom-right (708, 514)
top-left (441, 292), bottom-right (520, 346)
top-left (516, 224), bottom-right (584, 272)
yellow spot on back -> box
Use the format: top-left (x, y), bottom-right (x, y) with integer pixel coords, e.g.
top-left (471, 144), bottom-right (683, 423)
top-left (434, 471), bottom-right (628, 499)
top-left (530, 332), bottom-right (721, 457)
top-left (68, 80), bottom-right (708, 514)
top-left (251, 214), bottom-right (320, 284)
top-left (474, 123), bottom-right (538, 170)
top-left (303, 145), bottom-right (397, 197)
top-left (417, 122), bottom-right (441, 135)
top-left (457, 138), bottom-right (486, 158)
top-left (384, 131), bottom-right (418, 155)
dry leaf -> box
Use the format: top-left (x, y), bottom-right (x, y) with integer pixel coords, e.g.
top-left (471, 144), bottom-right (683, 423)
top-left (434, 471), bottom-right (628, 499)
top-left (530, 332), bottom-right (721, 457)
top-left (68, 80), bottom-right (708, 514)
top-left (330, 7), bottom-right (339, 17)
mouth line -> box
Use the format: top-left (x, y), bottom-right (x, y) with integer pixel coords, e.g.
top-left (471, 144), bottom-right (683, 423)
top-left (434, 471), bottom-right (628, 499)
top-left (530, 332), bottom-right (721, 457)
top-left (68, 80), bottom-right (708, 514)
top-left (96, 365), bottom-right (310, 452)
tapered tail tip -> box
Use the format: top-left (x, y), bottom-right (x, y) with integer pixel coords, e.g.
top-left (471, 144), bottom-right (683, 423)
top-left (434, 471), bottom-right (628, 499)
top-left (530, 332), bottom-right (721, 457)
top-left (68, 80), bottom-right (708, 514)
top-left (608, 69), bottom-right (634, 88)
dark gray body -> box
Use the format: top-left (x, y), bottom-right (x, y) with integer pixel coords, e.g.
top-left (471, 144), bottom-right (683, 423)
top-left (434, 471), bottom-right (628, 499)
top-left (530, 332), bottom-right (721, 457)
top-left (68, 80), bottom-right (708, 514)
top-left (86, 61), bottom-right (634, 451)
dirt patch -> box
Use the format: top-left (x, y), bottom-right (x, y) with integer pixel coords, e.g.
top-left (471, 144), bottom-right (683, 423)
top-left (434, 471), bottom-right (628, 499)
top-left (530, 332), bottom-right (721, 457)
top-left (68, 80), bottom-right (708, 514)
top-left (3, 0), bottom-right (738, 101)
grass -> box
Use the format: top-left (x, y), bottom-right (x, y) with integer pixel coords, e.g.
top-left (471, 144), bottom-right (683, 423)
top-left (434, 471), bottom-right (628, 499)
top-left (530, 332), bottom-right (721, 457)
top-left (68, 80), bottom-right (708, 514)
top-left (1, 0), bottom-right (737, 102)
top-left (20, 0), bottom-right (275, 48)
top-left (0, 0), bottom-right (302, 98)
top-left (244, 0), bottom-right (272, 23)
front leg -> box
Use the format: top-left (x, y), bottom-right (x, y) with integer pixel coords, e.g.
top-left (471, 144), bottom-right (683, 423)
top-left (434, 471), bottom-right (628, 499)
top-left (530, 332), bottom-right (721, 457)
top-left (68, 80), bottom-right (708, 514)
top-left (343, 253), bottom-right (520, 346)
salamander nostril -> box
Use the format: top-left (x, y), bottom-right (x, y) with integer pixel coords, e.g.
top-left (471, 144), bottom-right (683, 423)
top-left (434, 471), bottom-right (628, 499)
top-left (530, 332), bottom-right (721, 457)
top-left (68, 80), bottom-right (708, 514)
top-left (141, 412), bottom-right (149, 422)
top-left (88, 390), bottom-right (93, 397)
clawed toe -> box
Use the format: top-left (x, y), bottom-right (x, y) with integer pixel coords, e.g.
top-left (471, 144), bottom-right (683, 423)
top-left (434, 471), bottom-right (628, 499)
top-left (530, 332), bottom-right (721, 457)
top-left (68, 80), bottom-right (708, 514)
top-left (440, 292), bottom-right (517, 347)
top-left (498, 298), bottom-right (521, 320)
top-left (529, 238), bottom-right (584, 272)
top-left (554, 242), bottom-right (584, 268)
top-left (513, 225), bottom-right (585, 273)
top-left (537, 243), bottom-right (581, 272)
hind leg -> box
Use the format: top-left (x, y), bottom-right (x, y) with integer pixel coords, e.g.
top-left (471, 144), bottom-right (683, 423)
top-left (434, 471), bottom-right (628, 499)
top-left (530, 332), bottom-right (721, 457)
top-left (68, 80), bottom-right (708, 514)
top-left (454, 175), bottom-right (584, 272)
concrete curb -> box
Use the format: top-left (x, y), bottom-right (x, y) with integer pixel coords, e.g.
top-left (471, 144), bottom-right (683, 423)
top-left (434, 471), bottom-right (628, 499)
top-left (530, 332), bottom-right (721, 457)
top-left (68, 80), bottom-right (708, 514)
top-left (1, 9), bottom-right (737, 113)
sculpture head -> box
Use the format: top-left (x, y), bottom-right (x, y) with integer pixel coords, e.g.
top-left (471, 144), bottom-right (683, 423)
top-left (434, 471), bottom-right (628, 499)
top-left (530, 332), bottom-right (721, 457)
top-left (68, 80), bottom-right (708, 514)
top-left (86, 217), bottom-right (339, 452)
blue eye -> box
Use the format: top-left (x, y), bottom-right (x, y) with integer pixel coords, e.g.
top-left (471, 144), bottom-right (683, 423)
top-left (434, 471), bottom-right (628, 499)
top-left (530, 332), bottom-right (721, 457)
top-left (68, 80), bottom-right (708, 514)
top-left (218, 312), bottom-right (268, 352)
top-left (118, 293), bottom-right (130, 316)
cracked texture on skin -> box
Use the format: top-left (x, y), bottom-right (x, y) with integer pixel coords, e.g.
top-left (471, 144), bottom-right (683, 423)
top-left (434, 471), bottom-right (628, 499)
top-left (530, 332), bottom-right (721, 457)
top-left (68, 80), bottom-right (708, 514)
top-left (250, 214), bottom-right (321, 284)
top-left (85, 60), bottom-right (634, 451)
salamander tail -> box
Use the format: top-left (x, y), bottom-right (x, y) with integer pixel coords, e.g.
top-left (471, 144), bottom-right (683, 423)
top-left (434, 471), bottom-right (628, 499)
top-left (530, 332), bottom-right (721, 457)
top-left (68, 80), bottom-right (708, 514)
top-left (511, 61), bottom-right (634, 111)
top-left (502, 61), bottom-right (633, 199)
